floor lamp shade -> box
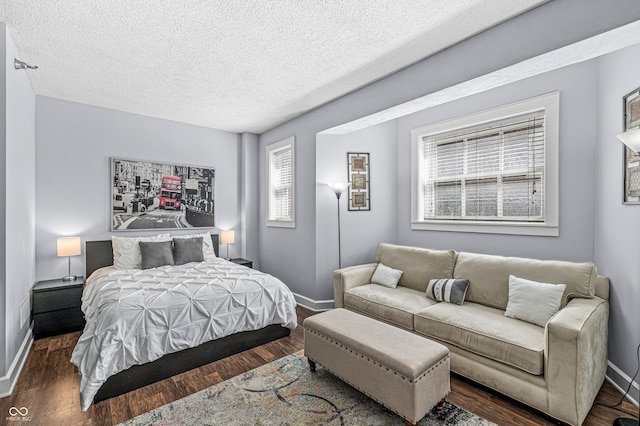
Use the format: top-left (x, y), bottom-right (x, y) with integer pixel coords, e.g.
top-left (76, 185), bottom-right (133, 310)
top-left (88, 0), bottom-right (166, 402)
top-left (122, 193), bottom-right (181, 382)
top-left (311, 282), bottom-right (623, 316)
top-left (221, 230), bottom-right (235, 260)
top-left (617, 127), bottom-right (640, 154)
top-left (57, 237), bottom-right (81, 281)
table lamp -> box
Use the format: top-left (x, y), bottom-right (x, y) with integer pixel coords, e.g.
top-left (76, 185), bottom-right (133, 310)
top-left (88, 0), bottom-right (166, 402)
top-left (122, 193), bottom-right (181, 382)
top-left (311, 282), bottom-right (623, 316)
top-left (221, 230), bottom-right (235, 260)
top-left (57, 237), bottom-right (81, 281)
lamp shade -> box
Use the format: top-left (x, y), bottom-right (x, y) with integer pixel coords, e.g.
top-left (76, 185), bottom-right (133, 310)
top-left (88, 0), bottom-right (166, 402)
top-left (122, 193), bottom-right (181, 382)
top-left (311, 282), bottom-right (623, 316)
top-left (221, 230), bottom-right (235, 245)
top-left (616, 127), bottom-right (640, 154)
top-left (328, 182), bottom-right (350, 195)
top-left (57, 237), bottom-right (81, 257)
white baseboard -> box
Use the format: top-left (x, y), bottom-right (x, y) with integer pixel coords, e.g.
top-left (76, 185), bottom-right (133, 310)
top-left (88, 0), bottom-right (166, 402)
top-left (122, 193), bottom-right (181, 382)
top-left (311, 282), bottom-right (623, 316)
top-left (0, 329), bottom-right (33, 398)
top-left (293, 292), bottom-right (333, 311)
top-left (606, 360), bottom-right (639, 408)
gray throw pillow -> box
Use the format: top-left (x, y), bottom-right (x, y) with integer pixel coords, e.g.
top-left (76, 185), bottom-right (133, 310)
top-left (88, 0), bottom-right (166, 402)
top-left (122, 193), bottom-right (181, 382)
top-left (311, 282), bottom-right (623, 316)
top-left (426, 278), bottom-right (470, 305)
top-left (139, 240), bottom-right (175, 269)
top-left (173, 237), bottom-right (205, 265)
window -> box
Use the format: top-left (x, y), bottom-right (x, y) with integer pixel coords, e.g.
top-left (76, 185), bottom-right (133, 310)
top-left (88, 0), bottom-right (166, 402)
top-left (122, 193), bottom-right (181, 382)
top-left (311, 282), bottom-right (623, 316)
top-left (411, 92), bottom-right (558, 236)
top-left (267, 136), bottom-right (295, 228)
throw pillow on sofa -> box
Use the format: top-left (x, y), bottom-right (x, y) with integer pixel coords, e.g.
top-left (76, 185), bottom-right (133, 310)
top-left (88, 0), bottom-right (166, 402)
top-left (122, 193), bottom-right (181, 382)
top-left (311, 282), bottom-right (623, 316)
top-left (426, 278), bottom-right (469, 305)
top-left (504, 275), bottom-right (566, 327)
top-left (371, 263), bottom-right (403, 288)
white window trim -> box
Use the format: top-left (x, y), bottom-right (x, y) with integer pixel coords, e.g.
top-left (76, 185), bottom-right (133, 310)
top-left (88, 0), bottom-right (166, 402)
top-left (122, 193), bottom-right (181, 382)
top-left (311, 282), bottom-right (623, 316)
top-left (266, 136), bottom-right (295, 228)
top-left (411, 92), bottom-right (559, 236)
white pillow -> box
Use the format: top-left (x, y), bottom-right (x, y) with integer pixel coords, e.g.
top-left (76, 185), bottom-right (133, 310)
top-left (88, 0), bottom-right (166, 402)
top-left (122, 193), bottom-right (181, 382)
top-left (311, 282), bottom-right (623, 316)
top-left (172, 232), bottom-right (217, 260)
top-left (371, 263), bottom-right (403, 288)
top-left (504, 275), bottom-right (566, 327)
top-left (112, 234), bottom-right (171, 269)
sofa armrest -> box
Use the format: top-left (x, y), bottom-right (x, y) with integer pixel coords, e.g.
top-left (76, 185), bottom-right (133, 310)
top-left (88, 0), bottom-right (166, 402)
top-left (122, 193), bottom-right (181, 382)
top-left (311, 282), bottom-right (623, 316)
top-left (545, 297), bottom-right (609, 425)
top-left (333, 263), bottom-right (377, 308)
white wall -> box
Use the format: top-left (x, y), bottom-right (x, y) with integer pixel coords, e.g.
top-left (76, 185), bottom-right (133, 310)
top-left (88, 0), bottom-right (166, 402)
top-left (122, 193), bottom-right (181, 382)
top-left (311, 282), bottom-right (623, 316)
top-left (395, 61), bottom-right (597, 262)
top-left (595, 42), bottom-right (640, 401)
top-left (35, 97), bottom-right (242, 281)
top-left (1, 25), bottom-right (36, 383)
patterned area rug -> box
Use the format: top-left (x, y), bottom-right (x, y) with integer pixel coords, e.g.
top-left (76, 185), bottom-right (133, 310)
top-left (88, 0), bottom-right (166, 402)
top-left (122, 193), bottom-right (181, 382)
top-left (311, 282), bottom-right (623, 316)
top-left (120, 352), bottom-right (494, 425)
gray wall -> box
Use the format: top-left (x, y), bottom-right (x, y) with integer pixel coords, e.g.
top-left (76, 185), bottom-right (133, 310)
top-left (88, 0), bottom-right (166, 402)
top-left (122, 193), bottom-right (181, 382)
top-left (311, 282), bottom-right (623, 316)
top-left (595, 42), bottom-right (640, 400)
top-left (35, 97), bottom-right (243, 281)
top-left (259, 0), bottom-right (640, 306)
top-left (315, 121), bottom-right (398, 300)
top-left (0, 22), bottom-right (7, 378)
top-left (258, 0), bottom-right (640, 396)
top-left (396, 61), bottom-right (597, 262)
top-left (1, 25), bottom-right (36, 380)
top-left (239, 132), bottom-right (260, 268)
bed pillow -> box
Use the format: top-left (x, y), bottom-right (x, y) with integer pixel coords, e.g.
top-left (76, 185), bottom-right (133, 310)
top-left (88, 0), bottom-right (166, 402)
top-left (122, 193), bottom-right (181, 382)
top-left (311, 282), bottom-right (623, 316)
top-left (371, 263), bottom-right (403, 288)
top-left (172, 232), bottom-right (216, 260)
top-left (139, 241), bottom-right (175, 269)
top-left (112, 233), bottom-right (171, 269)
top-left (426, 278), bottom-right (469, 305)
top-left (173, 237), bottom-right (205, 265)
top-left (504, 275), bottom-right (566, 327)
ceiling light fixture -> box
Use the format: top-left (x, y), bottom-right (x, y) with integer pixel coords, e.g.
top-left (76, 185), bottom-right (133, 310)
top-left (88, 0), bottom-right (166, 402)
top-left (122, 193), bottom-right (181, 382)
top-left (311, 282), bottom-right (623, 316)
top-left (14, 58), bottom-right (38, 70)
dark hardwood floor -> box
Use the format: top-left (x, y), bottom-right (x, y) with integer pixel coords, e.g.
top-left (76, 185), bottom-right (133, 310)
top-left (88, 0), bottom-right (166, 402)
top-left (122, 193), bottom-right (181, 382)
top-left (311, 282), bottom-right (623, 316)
top-left (1, 306), bottom-right (636, 425)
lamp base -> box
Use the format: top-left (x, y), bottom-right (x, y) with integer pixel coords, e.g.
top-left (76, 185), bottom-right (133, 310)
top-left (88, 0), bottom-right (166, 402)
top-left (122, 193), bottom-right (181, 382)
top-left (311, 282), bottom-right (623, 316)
top-left (62, 275), bottom-right (78, 282)
top-left (613, 418), bottom-right (638, 426)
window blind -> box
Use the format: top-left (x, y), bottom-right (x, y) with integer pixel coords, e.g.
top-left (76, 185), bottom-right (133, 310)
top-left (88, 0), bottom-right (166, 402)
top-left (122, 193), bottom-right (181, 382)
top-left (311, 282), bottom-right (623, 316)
top-left (422, 111), bottom-right (545, 222)
top-left (271, 146), bottom-right (292, 221)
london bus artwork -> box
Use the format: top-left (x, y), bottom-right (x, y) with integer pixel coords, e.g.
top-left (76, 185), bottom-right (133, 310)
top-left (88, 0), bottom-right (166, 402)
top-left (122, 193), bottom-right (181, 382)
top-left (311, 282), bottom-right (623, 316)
top-left (111, 158), bottom-right (215, 231)
top-left (159, 175), bottom-right (182, 210)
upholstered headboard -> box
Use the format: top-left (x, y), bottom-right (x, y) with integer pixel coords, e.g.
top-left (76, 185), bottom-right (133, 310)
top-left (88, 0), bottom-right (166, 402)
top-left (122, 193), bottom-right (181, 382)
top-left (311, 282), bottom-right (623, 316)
top-left (85, 233), bottom-right (220, 278)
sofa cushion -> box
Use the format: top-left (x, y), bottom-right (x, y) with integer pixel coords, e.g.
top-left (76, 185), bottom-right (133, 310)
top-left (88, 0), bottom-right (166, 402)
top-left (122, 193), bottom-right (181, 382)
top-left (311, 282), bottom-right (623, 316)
top-left (344, 284), bottom-right (438, 330)
top-left (376, 243), bottom-right (456, 292)
top-left (454, 252), bottom-right (597, 310)
top-left (414, 302), bottom-right (545, 375)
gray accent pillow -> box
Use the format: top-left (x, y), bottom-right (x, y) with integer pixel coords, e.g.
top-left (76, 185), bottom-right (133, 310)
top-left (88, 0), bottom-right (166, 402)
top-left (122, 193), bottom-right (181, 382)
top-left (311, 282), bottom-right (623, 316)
top-left (173, 237), bottom-right (205, 265)
top-left (139, 240), bottom-right (175, 269)
top-left (426, 278), bottom-right (469, 305)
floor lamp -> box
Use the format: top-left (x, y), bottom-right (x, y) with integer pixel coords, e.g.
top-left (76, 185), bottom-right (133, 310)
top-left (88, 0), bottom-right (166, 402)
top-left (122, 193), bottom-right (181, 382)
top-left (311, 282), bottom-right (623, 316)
top-left (329, 182), bottom-right (350, 269)
top-left (613, 127), bottom-right (640, 426)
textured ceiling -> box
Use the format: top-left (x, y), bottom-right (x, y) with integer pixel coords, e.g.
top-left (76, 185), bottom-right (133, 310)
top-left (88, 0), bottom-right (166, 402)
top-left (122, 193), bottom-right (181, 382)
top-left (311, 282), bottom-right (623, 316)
top-left (1, 1), bottom-right (546, 134)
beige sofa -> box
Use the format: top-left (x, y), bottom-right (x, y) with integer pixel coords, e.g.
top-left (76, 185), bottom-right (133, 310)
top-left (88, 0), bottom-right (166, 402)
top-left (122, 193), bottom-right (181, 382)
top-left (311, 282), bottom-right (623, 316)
top-left (333, 243), bottom-right (609, 426)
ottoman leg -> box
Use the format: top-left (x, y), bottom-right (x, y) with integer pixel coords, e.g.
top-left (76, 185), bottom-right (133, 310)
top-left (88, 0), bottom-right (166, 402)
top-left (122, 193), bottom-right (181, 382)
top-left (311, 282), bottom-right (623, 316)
top-left (308, 358), bottom-right (316, 372)
top-left (403, 420), bottom-right (417, 426)
top-left (435, 398), bottom-right (446, 413)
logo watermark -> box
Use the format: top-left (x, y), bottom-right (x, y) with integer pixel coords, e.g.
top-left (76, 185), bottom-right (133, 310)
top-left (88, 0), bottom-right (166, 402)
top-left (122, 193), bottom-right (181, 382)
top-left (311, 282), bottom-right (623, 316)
top-left (6, 406), bottom-right (31, 422)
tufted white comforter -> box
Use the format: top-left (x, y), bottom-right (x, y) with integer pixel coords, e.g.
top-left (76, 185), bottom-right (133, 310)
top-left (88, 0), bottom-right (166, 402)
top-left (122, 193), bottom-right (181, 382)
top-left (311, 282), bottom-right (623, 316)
top-left (71, 258), bottom-right (297, 411)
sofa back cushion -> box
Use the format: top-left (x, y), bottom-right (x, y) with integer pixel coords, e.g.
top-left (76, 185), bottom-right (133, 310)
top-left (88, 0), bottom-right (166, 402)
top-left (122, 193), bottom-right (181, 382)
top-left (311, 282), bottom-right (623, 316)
top-left (454, 252), bottom-right (597, 310)
top-left (375, 243), bottom-right (456, 292)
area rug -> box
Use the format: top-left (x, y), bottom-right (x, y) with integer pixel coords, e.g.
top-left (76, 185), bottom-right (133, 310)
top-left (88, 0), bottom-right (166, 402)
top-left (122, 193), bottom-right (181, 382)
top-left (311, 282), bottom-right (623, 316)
top-left (119, 352), bottom-right (494, 425)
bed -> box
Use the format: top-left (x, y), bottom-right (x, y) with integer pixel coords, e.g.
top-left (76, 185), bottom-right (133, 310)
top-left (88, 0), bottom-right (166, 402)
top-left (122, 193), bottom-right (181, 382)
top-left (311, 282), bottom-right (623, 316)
top-left (71, 233), bottom-right (298, 411)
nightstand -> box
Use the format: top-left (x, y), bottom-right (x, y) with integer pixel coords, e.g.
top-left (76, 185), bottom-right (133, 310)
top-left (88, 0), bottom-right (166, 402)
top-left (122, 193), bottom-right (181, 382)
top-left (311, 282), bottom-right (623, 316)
top-left (32, 277), bottom-right (85, 338)
top-left (230, 258), bottom-right (253, 268)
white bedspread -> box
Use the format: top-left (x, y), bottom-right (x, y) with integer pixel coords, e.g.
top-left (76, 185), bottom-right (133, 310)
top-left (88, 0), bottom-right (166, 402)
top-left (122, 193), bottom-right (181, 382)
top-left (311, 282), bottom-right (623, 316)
top-left (70, 258), bottom-right (298, 411)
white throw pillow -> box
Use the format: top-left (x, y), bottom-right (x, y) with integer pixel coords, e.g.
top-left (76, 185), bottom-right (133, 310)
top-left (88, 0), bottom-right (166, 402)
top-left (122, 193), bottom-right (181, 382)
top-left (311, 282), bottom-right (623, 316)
top-left (112, 234), bottom-right (171, 269)
top-left (371, 263), bottom-right (403, 288)
top-left (172, 232), bottom-right (217, 260)
top-left (504, 275), bottom-right (566, 327)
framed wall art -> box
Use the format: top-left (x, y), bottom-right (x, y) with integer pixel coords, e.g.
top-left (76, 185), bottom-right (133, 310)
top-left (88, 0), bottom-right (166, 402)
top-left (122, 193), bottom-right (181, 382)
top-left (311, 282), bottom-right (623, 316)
top-left (347, 152), bottom-right (370, 211)
top-left (111, 158), bottom-right (215, 230)
top-left (622, 87), bottom-right (640, 204)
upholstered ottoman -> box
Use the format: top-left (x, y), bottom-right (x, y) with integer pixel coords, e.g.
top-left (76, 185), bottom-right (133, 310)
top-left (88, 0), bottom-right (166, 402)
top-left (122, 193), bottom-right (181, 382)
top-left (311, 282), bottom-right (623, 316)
top-left (304, 308), bottom-right (450, 426)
